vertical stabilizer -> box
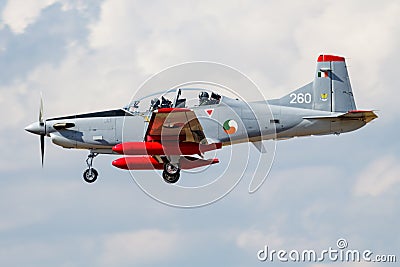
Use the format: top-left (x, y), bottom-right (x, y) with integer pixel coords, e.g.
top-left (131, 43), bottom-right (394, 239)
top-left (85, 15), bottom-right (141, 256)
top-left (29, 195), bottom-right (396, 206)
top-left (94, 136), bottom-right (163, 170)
top-left (313, 55), bottom-right (356, 112)
top-left (271, 55), bottom-right (357, 113)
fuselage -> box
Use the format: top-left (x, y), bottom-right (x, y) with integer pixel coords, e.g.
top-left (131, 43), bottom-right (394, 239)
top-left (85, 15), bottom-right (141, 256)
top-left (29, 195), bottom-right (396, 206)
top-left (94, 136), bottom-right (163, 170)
top-left (26, 95), bottom-right (366, 155)
top-left (24, 55), bottom-right (378, 184)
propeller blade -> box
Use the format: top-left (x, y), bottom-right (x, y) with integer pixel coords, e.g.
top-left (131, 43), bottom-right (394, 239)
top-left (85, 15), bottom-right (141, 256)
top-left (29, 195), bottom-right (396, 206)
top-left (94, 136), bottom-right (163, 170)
top-left (39, 93), bottom-right (44, 125)
top-left (39, 93), bottom-right (45, 166)
top-left (40, 134), bottom-right (45, 167)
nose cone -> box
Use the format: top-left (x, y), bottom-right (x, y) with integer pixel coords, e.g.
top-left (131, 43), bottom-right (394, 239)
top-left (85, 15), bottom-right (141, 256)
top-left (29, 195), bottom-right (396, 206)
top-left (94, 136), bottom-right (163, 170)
top-left (112, 143), bottom-right (124, 154)
top-left (25, 122), bottom-right (45, 135)
top-left (112, 158), bottom-right (129, 170)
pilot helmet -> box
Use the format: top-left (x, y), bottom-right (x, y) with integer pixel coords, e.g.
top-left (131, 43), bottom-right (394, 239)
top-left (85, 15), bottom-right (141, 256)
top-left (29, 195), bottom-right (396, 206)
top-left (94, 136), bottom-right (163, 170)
top-left (199, 91), bottom-right (209, 99)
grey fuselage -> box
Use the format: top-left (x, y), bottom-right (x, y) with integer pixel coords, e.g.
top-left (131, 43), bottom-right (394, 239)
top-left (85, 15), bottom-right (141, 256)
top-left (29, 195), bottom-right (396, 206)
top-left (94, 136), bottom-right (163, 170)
top-left (44, 95), bottom-right (365, 155)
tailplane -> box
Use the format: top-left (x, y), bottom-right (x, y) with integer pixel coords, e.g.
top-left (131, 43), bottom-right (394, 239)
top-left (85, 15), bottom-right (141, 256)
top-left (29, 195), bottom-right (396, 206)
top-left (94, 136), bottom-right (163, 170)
top-left (270, 55), bottom-right (357, 112)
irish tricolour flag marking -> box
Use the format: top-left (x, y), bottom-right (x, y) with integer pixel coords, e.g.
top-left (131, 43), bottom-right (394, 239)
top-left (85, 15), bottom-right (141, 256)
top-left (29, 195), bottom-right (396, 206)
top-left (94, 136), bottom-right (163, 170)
top-left (318, 71), bottom-right (328, 78)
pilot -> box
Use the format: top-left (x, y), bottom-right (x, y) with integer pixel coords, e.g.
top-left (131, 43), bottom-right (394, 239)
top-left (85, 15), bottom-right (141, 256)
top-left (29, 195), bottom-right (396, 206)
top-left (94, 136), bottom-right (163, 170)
top-left (199, 91), bottom-right (210, 105)
top-left (160, 96), bottom-right (172, 108)
top-left (209, 92), bottom-right (221, 104)
top-left (128, 100), bottom-right (140, 112)
top-left (150, 98), bottom-right (160, 111)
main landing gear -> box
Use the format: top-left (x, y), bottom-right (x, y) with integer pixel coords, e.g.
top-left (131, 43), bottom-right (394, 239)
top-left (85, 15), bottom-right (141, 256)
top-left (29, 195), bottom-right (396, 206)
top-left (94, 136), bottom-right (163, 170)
top-left (162, 162), bottom-right (180, 184)
top-left (83, 152), bottom-right (99, 183)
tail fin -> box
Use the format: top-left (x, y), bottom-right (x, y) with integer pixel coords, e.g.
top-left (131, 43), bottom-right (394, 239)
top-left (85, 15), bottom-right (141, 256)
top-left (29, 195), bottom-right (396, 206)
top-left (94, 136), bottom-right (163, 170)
top-left (271, 55), bottom-right (356, 112)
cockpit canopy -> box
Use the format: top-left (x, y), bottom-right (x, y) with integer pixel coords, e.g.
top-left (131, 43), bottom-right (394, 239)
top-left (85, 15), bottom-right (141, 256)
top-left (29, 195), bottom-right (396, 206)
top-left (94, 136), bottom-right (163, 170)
top-left (124, 88), bottom-right (222, 113)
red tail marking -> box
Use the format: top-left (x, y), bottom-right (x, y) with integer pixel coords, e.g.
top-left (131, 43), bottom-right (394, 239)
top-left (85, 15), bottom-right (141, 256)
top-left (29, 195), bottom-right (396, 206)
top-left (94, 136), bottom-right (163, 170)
top-left (317, 55), bottom-right (345, 62)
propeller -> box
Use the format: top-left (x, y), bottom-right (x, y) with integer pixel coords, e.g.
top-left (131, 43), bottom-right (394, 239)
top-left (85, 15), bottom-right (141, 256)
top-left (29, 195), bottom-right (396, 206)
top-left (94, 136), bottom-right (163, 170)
top-left (39, 94), bottom-right (45, 166)
top-left (39, 94), bottom-right (44, 125)
top-left (25, 94), bottom-right (47, 166)
top-left (40, 134), bottom-right (45, 166)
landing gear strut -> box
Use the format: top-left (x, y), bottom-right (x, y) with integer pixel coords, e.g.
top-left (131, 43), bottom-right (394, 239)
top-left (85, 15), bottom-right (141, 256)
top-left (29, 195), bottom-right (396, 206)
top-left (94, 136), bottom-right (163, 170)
top-left (83, 152), bottom-right (99, 183)
top-left (162, 162), bottom-right (180, 184)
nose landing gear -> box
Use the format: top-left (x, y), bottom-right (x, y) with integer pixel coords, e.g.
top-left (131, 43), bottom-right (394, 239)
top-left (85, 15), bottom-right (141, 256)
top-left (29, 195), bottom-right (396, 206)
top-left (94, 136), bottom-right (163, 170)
top-left (83, 152), bottom-right (99, 183)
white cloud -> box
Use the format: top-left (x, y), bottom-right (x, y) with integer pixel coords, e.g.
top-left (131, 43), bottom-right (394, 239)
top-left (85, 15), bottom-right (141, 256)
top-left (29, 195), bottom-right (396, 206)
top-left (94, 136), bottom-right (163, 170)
top-left (2, 0), bottom-right (56, 34)
top-left (6, 0), bottom-right (399, 120)
top-left (24, 44), bottom-right (138, 116)
top-left (0, 83), bottom-right (28, 128)
top-left (353, 155), bottom-right (400, 197)
top-left (0, 242), bottom-right (59, 265)
top-left (293, 1), bottom-right (400, 110)
top-left (0, 236), bottom-right (99, 266)
top-left (236, 229), bottom-right (284, 251)
top-left (0, 181), bottom-right (78, 232)
top-left (0, 180), bottom-right (81, 231)
top-left (100, 229), bottom-right (180, 266)
top-left (1, 1), bottom-right (400, 265)
top-left (85, 0), bottom-right (400, 114)
top-left (1, 0), bottom-right (91, 34)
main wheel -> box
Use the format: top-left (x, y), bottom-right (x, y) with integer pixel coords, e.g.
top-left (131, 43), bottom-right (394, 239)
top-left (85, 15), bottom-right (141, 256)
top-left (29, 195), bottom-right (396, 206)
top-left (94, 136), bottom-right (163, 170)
top-left (162, 171), bottom-right (180, 184)
top-left (164, 162), bottom-right (180, 175)
top-left (83, 168), bottom-right (98, 183)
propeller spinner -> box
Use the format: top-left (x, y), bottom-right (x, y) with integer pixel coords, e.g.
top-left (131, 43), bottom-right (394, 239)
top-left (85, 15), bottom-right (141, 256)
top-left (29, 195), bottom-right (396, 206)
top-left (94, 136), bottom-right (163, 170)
top-left (25, 95), bottom-right (46, 166)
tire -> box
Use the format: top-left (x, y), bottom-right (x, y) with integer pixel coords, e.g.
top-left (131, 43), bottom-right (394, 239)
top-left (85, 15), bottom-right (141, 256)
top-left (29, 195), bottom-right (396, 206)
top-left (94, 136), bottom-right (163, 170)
top-left (164, 162), bottom-right (180, 175)
top-left (162, 171), bottom-right (180, 184)
top-left (83, 168), bottom-right (98, 183)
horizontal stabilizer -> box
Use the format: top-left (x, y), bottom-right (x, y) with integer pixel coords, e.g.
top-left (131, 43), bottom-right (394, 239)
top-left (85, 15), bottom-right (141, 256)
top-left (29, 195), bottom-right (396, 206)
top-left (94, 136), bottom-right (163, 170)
top-left (304, 110), bottom-right (378, 123)
top-left (339, 110), bottom-right (378, 123)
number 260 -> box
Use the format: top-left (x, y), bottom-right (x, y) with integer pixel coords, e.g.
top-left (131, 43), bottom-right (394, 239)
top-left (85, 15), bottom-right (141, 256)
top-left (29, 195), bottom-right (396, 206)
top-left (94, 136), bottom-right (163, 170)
top-left (289, 93), bottom-right (312, 104)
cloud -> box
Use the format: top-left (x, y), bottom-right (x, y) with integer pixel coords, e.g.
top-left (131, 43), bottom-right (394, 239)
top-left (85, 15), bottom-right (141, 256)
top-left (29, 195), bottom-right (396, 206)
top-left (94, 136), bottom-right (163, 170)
top-left (84, 0), bottom-right (400, 117)
top-left (1, 1), bottom-right (400, 266)
top-left (353, 155), bottom-right (400, 197)
top-left (2, 0), bottom-right (56, 34)
top-left (1, 0), bottom-right (90, 34)
top-left (0, 180), bottom-right (81, 231)
top-left (0, 235), bottom-right (100, 267)
top-left (5, 0), bottom-right (399, 120)
top-left (293, 1), bottom-right (400, 111)
top-left (100, 229), bottom-right (180, 266)
top-left (236, 229), bottom-right (285, 251)
top-left (0, 1), bottom-right (98, 86)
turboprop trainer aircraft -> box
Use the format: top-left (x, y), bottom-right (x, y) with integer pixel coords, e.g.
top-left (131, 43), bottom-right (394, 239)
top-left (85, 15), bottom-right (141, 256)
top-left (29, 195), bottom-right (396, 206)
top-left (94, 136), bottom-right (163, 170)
top-left (25, 55), bottom-right (377, 184)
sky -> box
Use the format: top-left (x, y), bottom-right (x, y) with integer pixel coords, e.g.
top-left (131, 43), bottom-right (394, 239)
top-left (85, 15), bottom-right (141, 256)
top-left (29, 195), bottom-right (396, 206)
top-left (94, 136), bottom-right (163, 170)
top-left (0, 0), bottom-right (399, 266)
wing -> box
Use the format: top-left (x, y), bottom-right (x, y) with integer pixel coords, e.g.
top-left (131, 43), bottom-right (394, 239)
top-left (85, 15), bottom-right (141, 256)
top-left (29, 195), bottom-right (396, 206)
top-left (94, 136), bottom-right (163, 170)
top-left (145, 108), bottom-right (206, 143)
top-left (112, 108), bottom-right (221, 171)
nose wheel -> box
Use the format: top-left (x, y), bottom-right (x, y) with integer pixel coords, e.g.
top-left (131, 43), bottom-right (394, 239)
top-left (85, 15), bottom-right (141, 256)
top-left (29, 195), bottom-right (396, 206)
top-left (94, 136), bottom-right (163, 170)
top-left (83, 168), bottom-right (98, 183)
top-left (83, 152), bottom-right (99, 183)
top-left (162, 162), bottom-right (180, 184)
